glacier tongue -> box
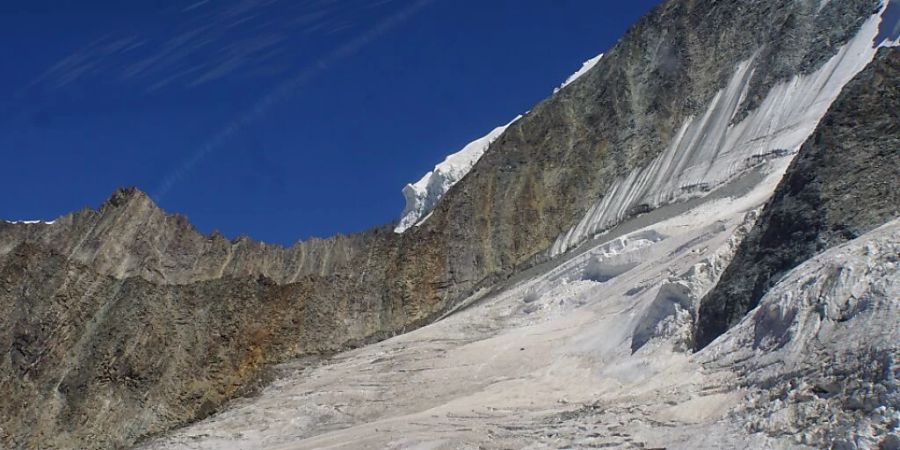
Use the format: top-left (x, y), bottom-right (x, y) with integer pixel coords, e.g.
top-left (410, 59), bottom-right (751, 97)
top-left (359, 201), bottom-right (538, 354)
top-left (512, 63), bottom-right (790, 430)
top-left (144, 129), bottom-right (900, 449)
top-left (394, 115), bottom-right (520, 233)
top-left (551, 8), bottom-right (886, 257)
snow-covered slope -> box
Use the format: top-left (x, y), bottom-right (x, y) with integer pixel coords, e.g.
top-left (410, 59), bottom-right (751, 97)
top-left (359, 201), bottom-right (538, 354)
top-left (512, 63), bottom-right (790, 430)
top-left (142, 119), bottom-right (806, 449)
top-left (2, 219), bottom-right (55, 225)
top-left (394, 116), bottom-right (520, 233)
top-left (551, 8), bottom-right (885, 256)
top-left (144, 131), bottom-right (900, 450)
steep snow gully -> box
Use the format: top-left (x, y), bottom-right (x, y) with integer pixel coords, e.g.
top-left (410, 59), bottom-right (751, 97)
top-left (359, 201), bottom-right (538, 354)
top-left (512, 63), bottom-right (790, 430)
top-left (144, 5), bottom-right (899, 450)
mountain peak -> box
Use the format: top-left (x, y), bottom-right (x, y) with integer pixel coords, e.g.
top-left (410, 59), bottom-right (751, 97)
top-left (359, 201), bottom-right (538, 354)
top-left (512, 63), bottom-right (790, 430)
top-left (101, 186), bottom-right (152, 209)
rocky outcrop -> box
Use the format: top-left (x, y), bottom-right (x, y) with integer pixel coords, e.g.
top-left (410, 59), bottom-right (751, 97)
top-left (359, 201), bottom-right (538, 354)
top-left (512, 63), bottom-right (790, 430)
top-left (0, 187), bottom-right (395, 285)
top-left (0, 1), bottom-right (887, 448)
top-left (0, 195), bottom-right (417, 449)
top-left (695, 47), bottom-right (900, 349)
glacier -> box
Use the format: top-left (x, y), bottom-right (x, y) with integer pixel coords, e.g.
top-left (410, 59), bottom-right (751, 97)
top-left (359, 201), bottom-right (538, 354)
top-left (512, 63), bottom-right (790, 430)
top-left (144, 112), bottom-right (866, 448)
top-left (136, 5), bottom-right (900, 450)
top-left (144, 111), bottom-right (900, 447)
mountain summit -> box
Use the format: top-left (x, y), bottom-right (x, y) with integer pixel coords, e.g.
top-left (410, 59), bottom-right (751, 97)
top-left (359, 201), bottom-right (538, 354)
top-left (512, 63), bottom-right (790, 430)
top-left (2, 1), bottom-right (899, 449)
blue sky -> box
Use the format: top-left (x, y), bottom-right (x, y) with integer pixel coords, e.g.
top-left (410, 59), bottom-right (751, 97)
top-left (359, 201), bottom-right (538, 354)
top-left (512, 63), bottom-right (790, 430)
top-left (0, 0), bottom-right (661, 245)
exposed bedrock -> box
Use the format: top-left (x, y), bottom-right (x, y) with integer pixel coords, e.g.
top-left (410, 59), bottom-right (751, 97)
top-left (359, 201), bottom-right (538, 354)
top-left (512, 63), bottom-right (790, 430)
top-left (694, 47), bottom-right (900, 350)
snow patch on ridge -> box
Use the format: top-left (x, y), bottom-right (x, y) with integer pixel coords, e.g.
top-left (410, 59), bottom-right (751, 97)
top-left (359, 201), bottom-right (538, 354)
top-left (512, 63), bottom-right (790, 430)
top-left (393, 52), bottom-right (605, 234)
top-left (2, 219), bottom-right (55, 225)
top-left (550, 9), bottom-right (886, 257)
top-left (555, 53), bottom-right (604, 93)
top-left (394, 115), bottom-right (521, 233)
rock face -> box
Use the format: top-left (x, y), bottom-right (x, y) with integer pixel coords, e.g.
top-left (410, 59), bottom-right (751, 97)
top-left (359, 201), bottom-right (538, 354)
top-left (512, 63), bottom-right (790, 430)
top-left (0, 187), bottom-right (394, 285)
top-left (0, 0), bottom-right (891, 448)
top-left (418, 0), bottom-right (882, 285)
top-left (694, 47), bottom-right (900, 349)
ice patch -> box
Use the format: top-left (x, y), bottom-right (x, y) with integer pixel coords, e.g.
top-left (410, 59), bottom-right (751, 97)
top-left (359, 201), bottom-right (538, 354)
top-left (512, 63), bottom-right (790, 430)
top-left (631, 282), bottom-right (694, 353)
top-left (546, 229), bottom-right (666, 284)
top-left (394, 115), bottom-right (521, 233)
top-left (555, 53), bottom-right (604, 93)
top-left (582, 259), bottom-right (639, 283)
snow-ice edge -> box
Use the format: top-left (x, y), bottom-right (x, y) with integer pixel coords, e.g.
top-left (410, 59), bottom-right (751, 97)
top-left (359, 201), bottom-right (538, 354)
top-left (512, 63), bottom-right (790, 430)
top-left (394, 115), bottom-right (521, 233)
top-left (393, 53), bottom-right (604, 234)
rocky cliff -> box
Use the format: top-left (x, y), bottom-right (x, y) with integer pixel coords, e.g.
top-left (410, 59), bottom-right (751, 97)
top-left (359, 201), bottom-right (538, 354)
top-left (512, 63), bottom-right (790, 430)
top-left (695, 46), bottom-right (900, 349)
top-left (0, 0), bottom-right (891, 448)
top-left (0, 187), bottom-right (393, 285)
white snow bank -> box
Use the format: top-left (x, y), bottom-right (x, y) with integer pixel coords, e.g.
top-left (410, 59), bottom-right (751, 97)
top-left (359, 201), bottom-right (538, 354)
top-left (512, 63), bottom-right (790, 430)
top-left (554, 53), bottom-right (604, 93)
top-left (2, 219), bottom-right (55, 225)
top-left (550, 9), bottom-right (886, 257)
top-left (394, 115), bottom-right (521, 233)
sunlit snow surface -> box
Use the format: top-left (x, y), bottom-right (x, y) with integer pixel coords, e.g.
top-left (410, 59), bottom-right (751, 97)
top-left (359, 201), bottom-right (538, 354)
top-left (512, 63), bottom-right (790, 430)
top-left (554, 53), bottom-right (604, 93)
top-left (2, 220), bottom-right (55, 225)
top-left (394, 115), bottom-right (520, 233)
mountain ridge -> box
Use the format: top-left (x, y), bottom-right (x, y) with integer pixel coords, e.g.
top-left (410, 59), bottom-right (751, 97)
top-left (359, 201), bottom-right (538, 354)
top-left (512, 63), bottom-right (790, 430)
top-left (2, 1), bottom-right (896, 448)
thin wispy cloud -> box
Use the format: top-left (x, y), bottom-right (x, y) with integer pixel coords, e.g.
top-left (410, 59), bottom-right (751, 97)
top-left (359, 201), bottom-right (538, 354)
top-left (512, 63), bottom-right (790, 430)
top-left (28, 0), bottom-right (396, 92)
top-left (152, 0), bottom-right (435, 201)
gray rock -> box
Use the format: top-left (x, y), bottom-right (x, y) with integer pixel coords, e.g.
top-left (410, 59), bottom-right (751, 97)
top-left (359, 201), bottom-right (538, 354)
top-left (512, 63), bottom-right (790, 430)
top-left (694, 47), bottom-right (900, 349)
top-left (833, 438), bottom-right (859, 450)
top-left (881, 434), bottom-right (900, 450)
